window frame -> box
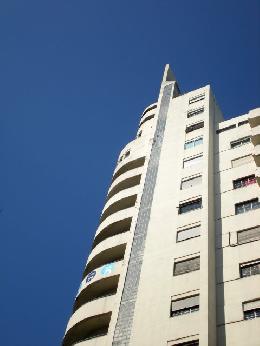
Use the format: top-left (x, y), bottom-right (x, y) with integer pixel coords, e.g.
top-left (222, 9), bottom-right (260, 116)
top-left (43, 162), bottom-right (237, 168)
top-left (184, 136), bottom-right (203, 150)
top-left (238, 120), bottom-right (249, 127)
top-left (173, 256), bottom-right (200, 276)
top-left (181, 175), bottom-right (202, 190)
top-left (237, 225), bottom-right (260, 245)
top-left (189, 93), bottom-right (205, 104)
top-left (185, 121), bottom-right (204, 134)
top-left (171, 295), bottom-right (200, 318)
top-left (187, 107), bottom-right (204, 118)
top-left (178, 197), bottom-right (202, 214)
top-left (230, 136), bottom-right (251, 149)
top-left (216, 124), bottom-right (236, 134)
top-left (235, 198), bottom-right (260, 215)
top-left (233, 175), bottom-right (256, 189)
top-left (243, 299), bottom-right (260, 320)
top-left (240, 259), bottom-right (260, 278)
top-left (176, 224), bottom-right (201, 242)
top-left (183, 154), bottom-right (203, 168)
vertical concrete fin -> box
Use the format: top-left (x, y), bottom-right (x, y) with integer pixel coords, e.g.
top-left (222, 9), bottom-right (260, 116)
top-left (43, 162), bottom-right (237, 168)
top-left (112, 78), bottom-right (177, 345)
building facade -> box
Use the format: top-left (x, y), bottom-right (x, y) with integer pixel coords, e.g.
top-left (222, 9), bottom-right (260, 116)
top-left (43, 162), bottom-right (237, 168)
top-left (63, 65), bottom-right (260, 346)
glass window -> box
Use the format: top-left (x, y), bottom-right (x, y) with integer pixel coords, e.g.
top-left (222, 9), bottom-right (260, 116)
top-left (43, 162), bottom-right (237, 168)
top-left (235, 198), bottom-right (260, 215)
top-left (171, 295), bottom-right (199, 317)
top-left (237, 226), bottom-right (260, 244)
top-left (181, 176), bottom-right (202, 190)
top-left (189, 94), bottom-right (205, 104)
top-left (174, 257), bottom-right (200, 276)
top-left (184, 137), bottom-right (203, 150)
top-left (238, 120), bottom-right (249, 126)
top-left (243, 299), bottom-right (260, 320)
top-left (240, 260), bottom-right (260, 278)
top-left (125, 150), bottom-right (130, 157)
top-left (177, 225), bottom-right (201, 242)
top-left (179, 198), bottom-right (202, 214)
top-left (216, 124), bottom-right (236, 134)
top-left (186, 122), bottom-right (204, 133)
top-left (231, 136), bottom-right (251, 149)
top-left (172, 341), bottom-right (199, 346)
top-left (183, 155), bottom-right (203, 168)
top-left (187, 107), bottom-right (204, 118)
top-left (233, 175), bottom-right (256, 189)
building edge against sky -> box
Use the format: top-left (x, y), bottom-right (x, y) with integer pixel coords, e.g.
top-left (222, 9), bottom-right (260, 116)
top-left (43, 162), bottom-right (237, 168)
top-left (62, 65), bottom-right (260, 346)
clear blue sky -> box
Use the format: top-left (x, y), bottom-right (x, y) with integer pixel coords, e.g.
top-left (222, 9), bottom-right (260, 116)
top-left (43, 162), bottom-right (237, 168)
top-left (0, 1), bottom-right (259, 345)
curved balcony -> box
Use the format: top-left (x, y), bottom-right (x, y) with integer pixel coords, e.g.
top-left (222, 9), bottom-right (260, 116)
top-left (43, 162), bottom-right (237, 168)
top-left (63, 308), bottom-right (112, 346)
top-left (83, 241), bottom-right (127, 279)
top-left (95, 207), bottom-right (135, 239)
top-left (77, 260), bottom-right (123, 297)
top-left (74, 274), bottom-right (120, 312)
top-left (100, 185), bottom-right (140, 222)
top-left (87, 232), bottom-right (128, 265)
top-left (93, 216), bottom-right (132, 248)
top-left (139, 113), bottom-right (155, 128)
top-left (112, 156), bottom-right (145, 182)
top-left (141, 102), bottom-right (157, 119)
top-left (107, 167), bottom-right (142, 200)
top-left (99, 193), bottom-right (137, 223)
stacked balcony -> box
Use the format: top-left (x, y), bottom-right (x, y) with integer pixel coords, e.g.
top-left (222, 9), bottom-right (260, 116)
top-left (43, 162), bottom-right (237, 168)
top-left (62, 137), bottom-right (150, 344)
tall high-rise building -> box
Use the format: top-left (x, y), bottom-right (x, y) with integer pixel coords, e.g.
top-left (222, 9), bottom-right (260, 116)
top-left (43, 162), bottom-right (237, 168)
top-left (63, 65), bottom-right (260, 346)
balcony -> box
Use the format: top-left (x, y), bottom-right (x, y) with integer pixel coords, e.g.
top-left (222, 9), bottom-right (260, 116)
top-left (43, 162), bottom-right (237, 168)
top-left (63, 310), bottom-right (112, 346)
top-left (140, 102), bottom-right (157, 119)
top-left (100, 193), bottom-right (137, 223)
top-left (83, 241), bottom-right (127, 279)
top-left (74, 274), bottom-right (120, 312)
top-left (113, 156), bottom-right (145, 182)
top-left (107, 168), bottom-right (142, 200)
top-left (93, 216), bottom-right (132, 248)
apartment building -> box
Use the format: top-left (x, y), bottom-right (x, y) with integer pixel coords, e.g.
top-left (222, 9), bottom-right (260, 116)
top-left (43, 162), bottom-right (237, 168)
top-left (62, 65), bottom-right (260, 346)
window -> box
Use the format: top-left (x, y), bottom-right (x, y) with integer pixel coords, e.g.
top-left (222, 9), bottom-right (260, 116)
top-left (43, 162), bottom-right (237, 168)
top-left (238, 120), bottom-right (249, 126)
top-left (171, 295), bottom-right (199, 317)
top-left (177, 224), bottom-right (201, 242)
top-left (187, 107), bottom-right (204, 118)
top-left (231, 155), bottom-right (253, 168)
top-left (184, 137), bottom-right (203, 149)
top-left (125, 150), bottom-right (130, 158)
top-left (183, 154), bottom-right (203, 168)
top-left (230, 136), bottom-right (251, 149)
top-left (179, 198), bottom-right (202, 214)
top-left (243, 299), bottom-right (260, 320)
top-left (216, 124), bottom-right (236, 134)
top-left (186, 121), bottom-right (204, 133)
top-left (174, 257), bottom-right (200, 276)
top-left (181, 175), bottom-right (202, 190)
top-left (189, 94), bottom-right (205, 104)
top-left (235, 198), bottom-right (260, 215)
top-left (237, 226), bottom-right (260, 244)
top-left (240, 260), bottom-right (260, 278)
top-left (173, 341), bottom-right (199, 346)
top-left (233, 175), bottom-right (256, 189)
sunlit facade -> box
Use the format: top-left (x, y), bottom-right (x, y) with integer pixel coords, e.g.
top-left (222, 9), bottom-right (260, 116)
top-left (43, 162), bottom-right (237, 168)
top-left (63, 65), bottom-right (260, 346)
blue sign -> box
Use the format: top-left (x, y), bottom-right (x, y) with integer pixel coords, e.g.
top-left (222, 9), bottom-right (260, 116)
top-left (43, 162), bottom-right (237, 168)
top-left (86, 270), bottom-right (96, 283)
top-left (100, 263), bottom-right (115, 276)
